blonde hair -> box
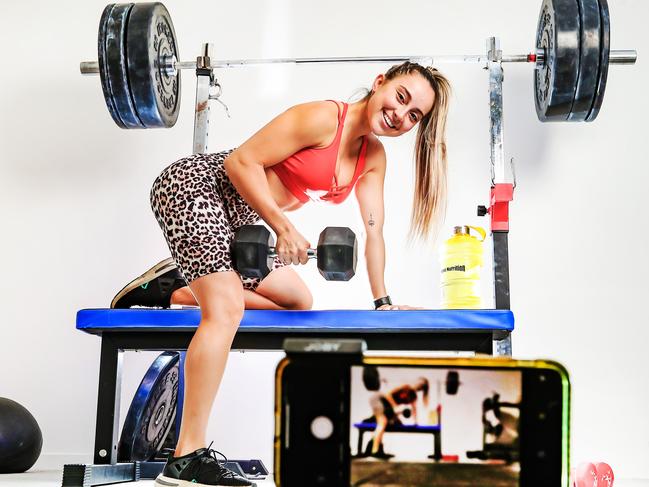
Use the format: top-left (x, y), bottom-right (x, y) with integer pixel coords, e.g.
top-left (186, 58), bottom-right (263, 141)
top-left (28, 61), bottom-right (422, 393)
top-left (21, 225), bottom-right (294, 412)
top-left (381, 62), bottom-right (452, 241)
top-left (415, 377), bottom-right (430, 408)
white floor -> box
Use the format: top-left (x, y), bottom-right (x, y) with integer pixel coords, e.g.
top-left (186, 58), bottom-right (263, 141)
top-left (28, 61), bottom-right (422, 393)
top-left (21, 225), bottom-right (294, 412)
top-left (1, 470), bottom-right (649, 487)
top-left (0, 470), bottom-right (276, 486)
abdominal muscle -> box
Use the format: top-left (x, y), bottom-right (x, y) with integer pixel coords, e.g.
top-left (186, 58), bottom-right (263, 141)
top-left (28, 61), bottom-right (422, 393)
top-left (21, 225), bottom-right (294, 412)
top-left (265, 167), bottom-right (304, 212)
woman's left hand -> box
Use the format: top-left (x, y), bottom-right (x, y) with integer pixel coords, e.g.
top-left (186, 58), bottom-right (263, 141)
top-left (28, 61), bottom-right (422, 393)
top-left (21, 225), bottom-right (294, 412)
top-left (376, 304), bottom-right (424, 311)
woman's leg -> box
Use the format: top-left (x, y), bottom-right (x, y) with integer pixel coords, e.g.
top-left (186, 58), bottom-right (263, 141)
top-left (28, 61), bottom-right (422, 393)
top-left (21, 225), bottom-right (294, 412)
top-left (170, 266), bottom-right (313, 310)
top-left (253, 266), bottom-right (313, 310)
top-left (173, 271), bottom-right (245, 456)
top-left (371, 413), bottom-right (388, 454)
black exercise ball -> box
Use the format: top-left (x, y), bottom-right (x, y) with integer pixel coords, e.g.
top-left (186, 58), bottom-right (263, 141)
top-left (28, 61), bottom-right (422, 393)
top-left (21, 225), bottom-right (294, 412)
top-left (0, 398), bottom-right (43, 473)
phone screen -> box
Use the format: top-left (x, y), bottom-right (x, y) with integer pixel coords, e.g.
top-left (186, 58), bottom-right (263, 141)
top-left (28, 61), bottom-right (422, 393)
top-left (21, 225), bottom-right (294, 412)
top-left (350, 365), bottom-right (522, 487)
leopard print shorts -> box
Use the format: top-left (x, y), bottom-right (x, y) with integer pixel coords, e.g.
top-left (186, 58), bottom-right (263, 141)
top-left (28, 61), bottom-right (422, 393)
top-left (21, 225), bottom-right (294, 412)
top-left (150, 150), bottom-right (284, 288)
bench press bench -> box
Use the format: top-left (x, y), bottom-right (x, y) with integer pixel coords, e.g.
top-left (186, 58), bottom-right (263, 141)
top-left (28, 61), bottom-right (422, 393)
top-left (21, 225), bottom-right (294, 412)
top-left (353, 421), bottom-right (442, 460)
top-left (63, 308), bottom-right (514, 486)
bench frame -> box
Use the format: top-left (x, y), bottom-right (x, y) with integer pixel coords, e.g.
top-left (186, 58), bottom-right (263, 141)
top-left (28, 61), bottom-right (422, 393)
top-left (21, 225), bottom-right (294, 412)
top-left (91, 328), bottom-right (505, 466)
top-left (63, 311), bottom-right (511, 486)
top-left (354, 423), bottom-right (442, 461)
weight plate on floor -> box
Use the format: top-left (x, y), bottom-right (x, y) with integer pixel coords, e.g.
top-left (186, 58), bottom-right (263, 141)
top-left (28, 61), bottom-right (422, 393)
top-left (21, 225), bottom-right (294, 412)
top-left (126, 2), bottom-right (181, 128)
top-left (118, 352), bottom-right (179, 462)
top-left (567, 0), bottom-right (601, 121)
top-left (98, 4), bottom-right (125, 128)
top-left (104, 3), bottom-right (144, 128)
top-left (534, 0), bottom-right (581, 122)
top-left (586, 0), bottom-right (610, 121)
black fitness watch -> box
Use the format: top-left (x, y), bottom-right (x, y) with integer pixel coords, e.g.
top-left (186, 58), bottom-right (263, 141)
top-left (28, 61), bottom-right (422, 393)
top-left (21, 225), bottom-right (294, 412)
top-left (373, 295), bottom-right (392, 309)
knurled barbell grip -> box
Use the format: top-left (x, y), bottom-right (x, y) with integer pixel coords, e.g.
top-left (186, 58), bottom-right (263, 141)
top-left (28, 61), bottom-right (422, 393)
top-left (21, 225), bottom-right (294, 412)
top-left (79, 54), bottom-right (526, 74)
top-left (267, 248), bottom-right (317, 259)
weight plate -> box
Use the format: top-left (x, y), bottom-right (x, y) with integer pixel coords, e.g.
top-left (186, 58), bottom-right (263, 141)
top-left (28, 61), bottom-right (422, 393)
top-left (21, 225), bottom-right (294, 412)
top-left (567, 0), bottom-right (601, 121)
top-left (126, 2), bottom-right (181, 128)
top-left (586, 0), bottom-right (610, 121)
top-left (97, 4), bottom-right (125, 128)
top-left (118, 352), bottom-right (179, 462)
top-left (534, 0), bottom-right (581, 122)
top-left (105, 3), bottom-right (144, 128)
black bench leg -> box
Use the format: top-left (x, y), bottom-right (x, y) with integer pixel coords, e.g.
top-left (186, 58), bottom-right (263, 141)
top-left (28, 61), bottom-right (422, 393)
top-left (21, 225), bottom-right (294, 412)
top-left (93, 335), bottom-right (123, 465)
top-left (428, 431), bottom-right (442, 461)
top-left (175, 351), bottom-right (186, 442)
top-left (356, 430), bottom-right (365, 457)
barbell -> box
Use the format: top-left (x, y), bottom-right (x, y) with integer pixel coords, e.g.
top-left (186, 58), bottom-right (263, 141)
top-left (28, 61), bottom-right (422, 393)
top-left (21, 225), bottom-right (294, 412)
top-left (80, 0), bottom-right (636, 129)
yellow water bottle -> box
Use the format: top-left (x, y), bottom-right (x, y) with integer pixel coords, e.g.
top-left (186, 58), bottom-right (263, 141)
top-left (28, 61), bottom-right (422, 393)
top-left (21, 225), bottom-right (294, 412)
top-left (440, 226), bottom-right (486, 309)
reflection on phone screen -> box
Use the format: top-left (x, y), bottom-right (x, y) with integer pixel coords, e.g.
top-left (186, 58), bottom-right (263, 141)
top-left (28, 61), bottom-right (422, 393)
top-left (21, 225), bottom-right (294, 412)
top-left (350, 366), bottom-right (522, 486)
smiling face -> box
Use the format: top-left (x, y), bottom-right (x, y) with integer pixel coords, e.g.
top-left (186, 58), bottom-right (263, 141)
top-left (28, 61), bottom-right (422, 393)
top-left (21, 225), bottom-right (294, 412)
top-left (367, 71), bottom-right (435, 137)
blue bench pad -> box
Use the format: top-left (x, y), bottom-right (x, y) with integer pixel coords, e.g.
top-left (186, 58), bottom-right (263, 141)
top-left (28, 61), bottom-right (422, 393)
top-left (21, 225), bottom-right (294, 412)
top-left (76, 309), bottom-right (514, 335)
top-left (353, 422), bottom-right (441, 432)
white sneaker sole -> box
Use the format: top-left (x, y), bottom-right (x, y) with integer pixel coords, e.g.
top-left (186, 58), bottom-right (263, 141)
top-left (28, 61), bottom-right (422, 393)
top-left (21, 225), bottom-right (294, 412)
top-left (155, 473), bottom-right (256, 487)
top-left (110, 257), bottom-right (177, 308)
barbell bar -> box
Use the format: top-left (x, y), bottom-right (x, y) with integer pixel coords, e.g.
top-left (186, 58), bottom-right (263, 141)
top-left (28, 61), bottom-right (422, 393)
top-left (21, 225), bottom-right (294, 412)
top-left (79, 50), bottom-right (636, 76)
top-left (81, 0), bottom-right (636, 129)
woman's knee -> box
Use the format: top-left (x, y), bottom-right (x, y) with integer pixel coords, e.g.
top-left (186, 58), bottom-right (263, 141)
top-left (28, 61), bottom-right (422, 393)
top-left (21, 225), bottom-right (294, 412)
top-left (288, 286), bottom-right (313, 310)
top-left (199, 300), bottom-right (244, 337)
top-left (257, 267), bottom-right (313, 310)
top-left (376, 414), bottom-right (388, 428)
top-left (190, 272), bottom-right (245, 325)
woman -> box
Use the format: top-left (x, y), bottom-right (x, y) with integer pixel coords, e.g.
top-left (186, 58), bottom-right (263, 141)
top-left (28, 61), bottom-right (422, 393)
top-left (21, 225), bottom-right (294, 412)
top-left (152, 61), bottom-right (451, 487)
top-left (364, 377), bottom-right (431, 459)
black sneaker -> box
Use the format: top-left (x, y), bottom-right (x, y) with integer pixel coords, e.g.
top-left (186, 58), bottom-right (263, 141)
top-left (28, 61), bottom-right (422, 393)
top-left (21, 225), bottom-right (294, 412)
top-left (363, 440), bottom-right (394, 460)
top-left (111, 257), bottom-right (187, 309)
top-left (155, 447), bottom-right (256, 487)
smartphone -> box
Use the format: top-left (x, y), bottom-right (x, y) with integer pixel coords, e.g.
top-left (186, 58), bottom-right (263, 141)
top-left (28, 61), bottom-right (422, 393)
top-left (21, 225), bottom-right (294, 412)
top-left (274, 353), bottom-right (569, 487)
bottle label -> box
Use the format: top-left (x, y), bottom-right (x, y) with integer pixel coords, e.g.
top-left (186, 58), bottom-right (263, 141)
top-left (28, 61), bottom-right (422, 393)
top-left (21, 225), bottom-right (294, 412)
top-left (441, 264), bottom-right (466, 273)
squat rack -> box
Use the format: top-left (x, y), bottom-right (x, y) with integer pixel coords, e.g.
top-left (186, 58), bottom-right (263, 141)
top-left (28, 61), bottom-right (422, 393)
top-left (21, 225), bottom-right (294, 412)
top-left (79, 0), bottom-right (638, 356)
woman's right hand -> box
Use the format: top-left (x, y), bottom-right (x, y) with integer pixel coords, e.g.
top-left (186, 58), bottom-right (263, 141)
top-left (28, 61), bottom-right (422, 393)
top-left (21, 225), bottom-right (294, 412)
top-left (275, 227), bottom-right (311, 265)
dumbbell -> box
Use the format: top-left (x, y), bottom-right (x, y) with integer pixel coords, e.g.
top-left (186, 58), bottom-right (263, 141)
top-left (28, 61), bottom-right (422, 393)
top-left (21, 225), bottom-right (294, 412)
top-left (232, 225), bottom-right (357, 281)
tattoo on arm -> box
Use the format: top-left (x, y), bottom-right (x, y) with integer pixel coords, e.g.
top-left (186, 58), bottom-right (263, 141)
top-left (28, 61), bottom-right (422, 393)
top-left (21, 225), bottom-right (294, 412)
top-left (368, 213), bottom-right (375, 227)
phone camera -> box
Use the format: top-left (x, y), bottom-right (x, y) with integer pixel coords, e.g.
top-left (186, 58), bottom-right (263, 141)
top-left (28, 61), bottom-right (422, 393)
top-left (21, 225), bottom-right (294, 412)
top-left (310, 415), bottom-right (334, 440)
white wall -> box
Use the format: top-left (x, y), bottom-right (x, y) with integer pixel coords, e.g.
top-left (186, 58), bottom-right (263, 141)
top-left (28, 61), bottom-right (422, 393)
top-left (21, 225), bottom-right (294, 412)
top-left (0, 0), bottom-right (647, 480)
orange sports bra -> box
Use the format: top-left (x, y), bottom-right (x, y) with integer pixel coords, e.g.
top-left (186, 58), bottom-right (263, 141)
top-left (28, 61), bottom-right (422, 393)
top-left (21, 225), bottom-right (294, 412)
top-left (271, 101), bottom-right (368, 204)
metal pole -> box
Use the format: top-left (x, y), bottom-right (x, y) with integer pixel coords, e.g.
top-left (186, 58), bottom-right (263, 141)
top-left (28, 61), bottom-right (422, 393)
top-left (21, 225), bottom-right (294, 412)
top-left (486, 38), bottom-right (512, 356)
top-left (488, 38), bottom-right (506, 185)
top-left (193, 43), bottom-right (212, 154)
